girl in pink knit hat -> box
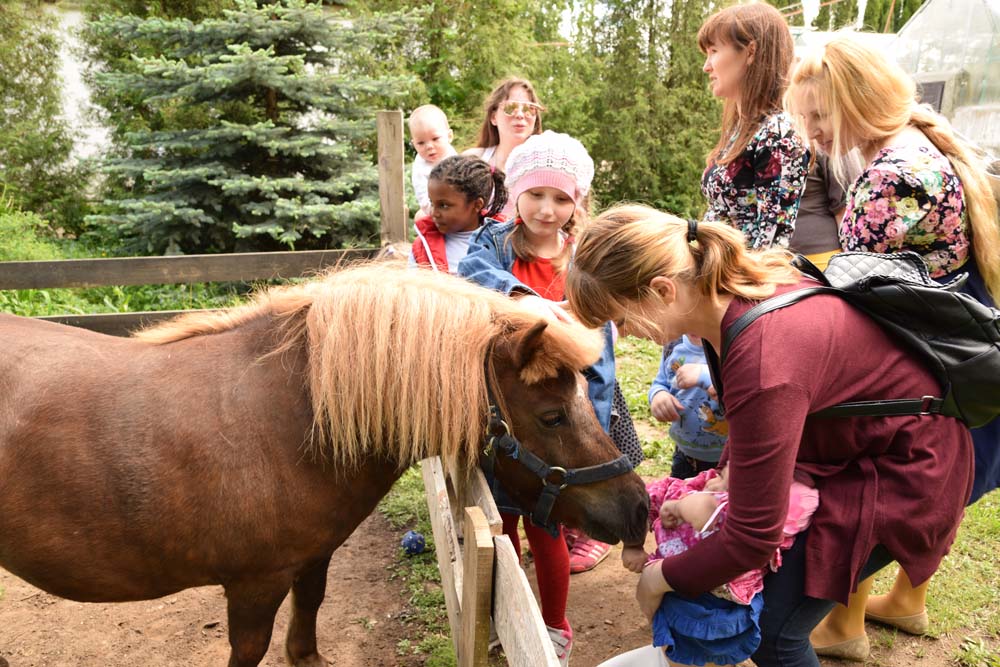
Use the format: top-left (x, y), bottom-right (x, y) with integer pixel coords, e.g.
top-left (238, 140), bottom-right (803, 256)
top-left (458, 130), bottom-right (643, 667)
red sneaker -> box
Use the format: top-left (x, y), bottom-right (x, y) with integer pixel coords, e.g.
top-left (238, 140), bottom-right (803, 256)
top-left (568, 534), bottom-right (612, 574)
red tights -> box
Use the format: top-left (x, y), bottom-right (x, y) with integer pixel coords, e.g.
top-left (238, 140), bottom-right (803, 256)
top-left (501, 512), bottom-right (570, 631)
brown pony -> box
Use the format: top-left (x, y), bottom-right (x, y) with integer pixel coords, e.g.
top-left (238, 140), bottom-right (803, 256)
top-left (0, 264), bottom-right (648, 667)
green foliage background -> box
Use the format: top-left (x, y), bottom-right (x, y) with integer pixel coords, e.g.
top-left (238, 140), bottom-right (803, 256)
top-left (0, 1), bottom-right (91, 231)
top-left (3, 0), bottom-right (929, 255)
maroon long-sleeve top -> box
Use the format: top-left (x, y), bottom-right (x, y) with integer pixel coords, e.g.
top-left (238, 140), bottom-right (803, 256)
top-left (660, 279), bottom-right (974, 605)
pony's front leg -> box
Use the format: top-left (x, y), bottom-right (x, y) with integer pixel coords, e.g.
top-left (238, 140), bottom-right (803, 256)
top-left (224, 576), bottom-right (292, 667)
top-left (284, 555), bottom-right (333, 667)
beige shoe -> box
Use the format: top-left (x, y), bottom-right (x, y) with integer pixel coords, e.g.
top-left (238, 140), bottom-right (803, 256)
top-left (865, 609), bottom-right (929, 635)
top-left (812, 634), bottom-right (871, 662)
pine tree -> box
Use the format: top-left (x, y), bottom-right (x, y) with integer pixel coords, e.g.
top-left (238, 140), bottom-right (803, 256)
top-left (584, 0), bottom-right (718, 217)
top-left (812, 2), bottom-right (832, 30)
top-left (862, 0), bottom-right (924, 31)
top-left (87, 0), bottom-right (415, 254)
top-left (832, 0), bottom-right (859, 28)
top-left (775, 0), bottom-right (805, 27)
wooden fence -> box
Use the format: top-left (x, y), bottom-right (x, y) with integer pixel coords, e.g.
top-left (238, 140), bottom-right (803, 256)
top-left (0, 110), bottom-right (558, 666)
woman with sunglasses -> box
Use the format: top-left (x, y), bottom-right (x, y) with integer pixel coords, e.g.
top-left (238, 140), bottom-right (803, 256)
top-left (698, 3), bottom-right (809, 250)
top-left (464, 77), bottom-right (544, 218)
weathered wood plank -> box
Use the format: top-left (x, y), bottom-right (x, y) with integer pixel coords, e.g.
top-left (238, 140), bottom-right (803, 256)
top-left (376, 110), bottom-right (408, 245)
top-left (457, 507), bottom-right (494, 667)
top-left (465, 468), bottom-right (503, 536)
top-left (0, 248), bottom-right (379, 290)
top-left (493, 535), bottom-right (560, 667)
top-left (421, 456), bottom-right (464, 656)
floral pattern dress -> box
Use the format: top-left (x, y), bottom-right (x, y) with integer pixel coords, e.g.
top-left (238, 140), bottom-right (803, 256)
top-left (840, 144), bottom-right (970, 278)
top-left (701, 112), bottom-right (809, 249)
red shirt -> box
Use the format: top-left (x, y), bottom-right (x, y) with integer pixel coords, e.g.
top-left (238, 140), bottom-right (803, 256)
top-left (660, 279), bottom-right (973, 605)
top-left (512, 256), bottom-right (565, 301)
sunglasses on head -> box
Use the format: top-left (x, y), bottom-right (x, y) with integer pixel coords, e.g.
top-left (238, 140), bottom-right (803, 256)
top-left (500, 101), bottom-right (543, 118)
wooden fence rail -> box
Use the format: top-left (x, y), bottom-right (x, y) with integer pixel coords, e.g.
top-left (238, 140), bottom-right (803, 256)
top-left (1, 109), bottom-right (558, 666)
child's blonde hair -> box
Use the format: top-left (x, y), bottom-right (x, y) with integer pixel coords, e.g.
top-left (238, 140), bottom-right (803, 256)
top-left (787, 37), bottom-right (1000, 302)
top-left (566, 204), bottom-right (799, 332)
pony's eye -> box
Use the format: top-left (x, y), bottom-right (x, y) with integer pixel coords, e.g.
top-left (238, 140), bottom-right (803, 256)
top-left (538, 412), bottom-right (565, 428)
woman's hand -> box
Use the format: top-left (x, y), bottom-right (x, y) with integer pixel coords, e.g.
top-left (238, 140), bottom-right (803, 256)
top-left (637, 559), bottom-right (672, 623)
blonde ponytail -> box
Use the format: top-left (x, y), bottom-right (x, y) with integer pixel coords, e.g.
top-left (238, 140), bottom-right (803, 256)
top-left (567, 204), bottom-right (799, 329)
top-left (909, 107), bottom-right (1000, 302)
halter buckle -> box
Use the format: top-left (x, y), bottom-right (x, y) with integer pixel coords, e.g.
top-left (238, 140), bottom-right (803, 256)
top-left (544, 466), bottom-right (569, 490)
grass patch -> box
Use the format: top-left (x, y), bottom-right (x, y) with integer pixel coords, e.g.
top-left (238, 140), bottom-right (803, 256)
top-left (378, 467), bottom-right (456, 663)
top-left (617, 335), bottom-right (677, 477)
top-left (954, 636), bottom-right (1000, 667)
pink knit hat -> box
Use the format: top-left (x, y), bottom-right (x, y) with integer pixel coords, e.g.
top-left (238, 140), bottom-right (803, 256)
top-left (504, 131), bottom-right (595, 208)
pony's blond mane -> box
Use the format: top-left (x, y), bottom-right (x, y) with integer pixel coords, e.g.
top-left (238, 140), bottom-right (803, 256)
top-left (136, 263), bottom-right (604, 475)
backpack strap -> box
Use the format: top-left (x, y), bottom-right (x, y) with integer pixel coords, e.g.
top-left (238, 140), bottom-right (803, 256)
top-left (721, 287), bottom-right (829, 360)
top-left (717, 285), bottom-right (948, 419)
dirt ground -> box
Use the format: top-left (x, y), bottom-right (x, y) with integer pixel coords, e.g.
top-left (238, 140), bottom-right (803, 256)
top-left (0, 511), bottom-right (977, 667)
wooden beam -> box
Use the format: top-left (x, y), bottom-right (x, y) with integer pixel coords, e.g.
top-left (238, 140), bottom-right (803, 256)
top-left (492, 535), bottom-right (560, 667)
top-left (465, 468), bottom-right (503, 536)
top-left (421, 456), bottom-right (464, 656)
top-left (36, 310), bottom-right (209, 336)
top-left (457, 507), bottom-right (493, 667)
top-left (0, 248), bottom-right (379, 290)
top-left (376, 110), bottom-right (408, 245)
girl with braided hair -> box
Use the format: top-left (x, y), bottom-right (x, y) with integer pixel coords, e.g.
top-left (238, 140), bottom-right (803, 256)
top-left (408, 155), bottom-right (506, 273)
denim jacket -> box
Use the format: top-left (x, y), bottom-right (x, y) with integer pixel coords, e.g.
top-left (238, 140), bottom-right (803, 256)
top-left (457, 219), bottom-right (616, 431)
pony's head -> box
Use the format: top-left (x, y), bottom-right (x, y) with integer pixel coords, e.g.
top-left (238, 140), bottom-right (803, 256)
top-left (137, 263), bottom-right (649, 545)
top-left (486, 318), bottom-right (649, 544)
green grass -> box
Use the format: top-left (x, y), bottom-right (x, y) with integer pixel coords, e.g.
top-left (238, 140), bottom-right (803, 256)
top-left (616, 335), bottom-right (678, 475)
top-left (378, 467), bottom-right (456, 663)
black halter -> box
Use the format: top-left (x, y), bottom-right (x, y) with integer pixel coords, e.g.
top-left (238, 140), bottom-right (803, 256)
top-left (480, 358), bottom-right (634, 537)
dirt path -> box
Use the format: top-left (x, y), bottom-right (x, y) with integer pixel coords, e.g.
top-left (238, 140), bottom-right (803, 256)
top-left (0, 511), bottom-right (984, 667)
top-left (0, 513), bottom-right (421, 667)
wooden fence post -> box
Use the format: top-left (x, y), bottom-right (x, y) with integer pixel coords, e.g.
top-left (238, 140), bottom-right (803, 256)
top-left (458, 507), bottom-right (494, 667)
top-left (376, 110), bottom-right (408, 245)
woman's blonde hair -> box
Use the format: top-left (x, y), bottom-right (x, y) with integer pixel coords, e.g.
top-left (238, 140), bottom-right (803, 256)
top-left (787, 37), bottom-right (1000, 302)
top-left (566, 204), bottom-right (799, 331)
top-left (698, 3), bottom-right (796, 166)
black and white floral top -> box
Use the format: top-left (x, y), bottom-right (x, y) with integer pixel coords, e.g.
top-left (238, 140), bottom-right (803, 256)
top-left (701, 112), bottom-right (809, 249)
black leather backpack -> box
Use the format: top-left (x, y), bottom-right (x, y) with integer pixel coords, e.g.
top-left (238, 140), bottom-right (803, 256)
top-left (704, 251), bottom-right (1000, 428)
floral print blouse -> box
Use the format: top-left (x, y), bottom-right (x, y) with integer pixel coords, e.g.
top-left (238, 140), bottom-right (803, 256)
top-left (841, 144), bottom-right (969, 278)
top-left (701, 112), bottom-right (809, 249)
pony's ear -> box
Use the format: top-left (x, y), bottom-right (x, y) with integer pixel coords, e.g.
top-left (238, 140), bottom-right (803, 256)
top-left (512, 320), bottom-right (560, 384)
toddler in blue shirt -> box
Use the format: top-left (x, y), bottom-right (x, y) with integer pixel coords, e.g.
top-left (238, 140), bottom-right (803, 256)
top-left (648, 335), bottom-right (726, 479)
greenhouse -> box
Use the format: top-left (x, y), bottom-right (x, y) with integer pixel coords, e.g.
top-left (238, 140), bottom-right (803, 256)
top-left (893, 0), bottom-right (1000, 154)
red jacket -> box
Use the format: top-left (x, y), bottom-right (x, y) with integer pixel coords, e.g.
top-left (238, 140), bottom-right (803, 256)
top-left (410, 214), bottom-right (447, 272)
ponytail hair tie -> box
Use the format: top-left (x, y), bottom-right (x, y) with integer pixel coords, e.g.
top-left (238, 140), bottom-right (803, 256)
top-left (687, 218), bottom-right (699, 244)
